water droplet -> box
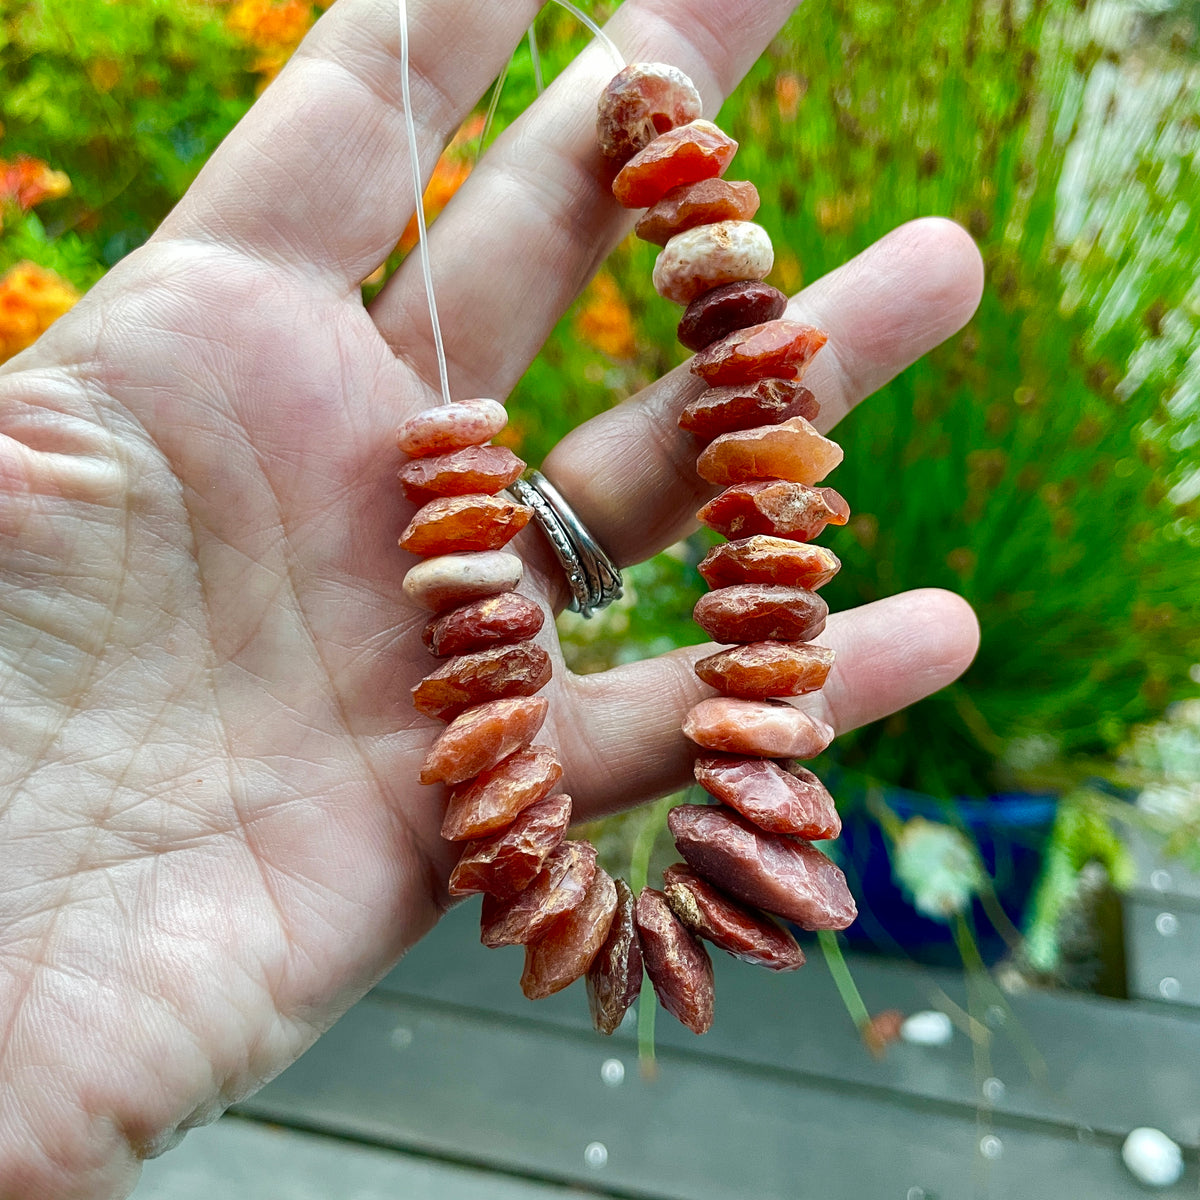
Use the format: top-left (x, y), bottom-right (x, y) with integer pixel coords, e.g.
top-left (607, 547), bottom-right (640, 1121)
top-left (985, 1004), bottom-right (1007, 1028)
top-left (979, 1135), bottom-right (1003, 1160)
top-left (1151, 869), bottom-right (1173, 892)
top-left (584, 1142), bottom-right (608, 1169)
top-left (1156, 912), bottom-right (1179, 937)
top-left (906, 1188), bottom-right (928, 1200)
top-left (982, 1077), bottom-right (1006, 1102)
top-left (390, 1026), bottom-right (413, 1051)
top-left (600, 1058), bottom-right (625, 1087)
top-left (1159, 976), bottom-right (1181, 1000)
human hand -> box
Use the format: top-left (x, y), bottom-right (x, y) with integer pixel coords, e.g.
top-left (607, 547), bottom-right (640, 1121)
top-left (0, 0), bottom-right (983, 1194)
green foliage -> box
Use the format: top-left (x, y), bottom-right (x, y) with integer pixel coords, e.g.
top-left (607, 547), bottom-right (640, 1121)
top-left (1, 0), bottom-right (254, 263)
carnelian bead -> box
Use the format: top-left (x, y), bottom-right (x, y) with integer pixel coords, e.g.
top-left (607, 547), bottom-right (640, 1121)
top-left (397, 444), bottom-right (524, 505)
top-left (418, 695), bottom-right (548, 786)
top-left (696, 481), bottom-right (850, 542)
top-left (521, 868), bottom-right (618, 999)
top-left (422, 592), bottom-right (545, 657)
top-left (681, 697), bottom-right (833, 758)
top-left (596, 62), bottom-right (702, 166)
top-left (440, 744), bottom-right (563, 841)
top-left (612, 120), bottom-right (737, 209)
top-left (396, 398), bottom-right (507, 458)
top-left (678, 379), bottom-right (819, 440)
top-left (694, 641), bottom-right (835, 699)
top-left (411, 641), bottom-right (551, 722)
top-left (677, 280), bottom-right (787, 352)
top-left (448, 793), bottom-right (572, 898)
top-left (696, 536), bottom-right (840, 590)
top-left (398, 494), bottom-right (531, 556)
top-left (690, 320), bottom-right (827, 386)
top-left (692, 584), bottom-right (828, 644)
top-left (695, 417), bottom-right (844, 487)
top-left (635, 178), bottom-right (760, 246)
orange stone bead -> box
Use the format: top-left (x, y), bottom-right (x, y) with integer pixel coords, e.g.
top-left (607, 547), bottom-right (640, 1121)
top-left (481, 840), bottom-right (598, 947)
top-left (635, 178), bottom-right (761, 245)
top-left (423, 592), bottom-right (545, 657)
top-left (690, 320), bottom-right (828, 386)
top-left (418, 695), bottom-right (548, 786)
top-left (662, 863), bottom-right (805, 971)
top-left (448, 793), bottom-right (572, 898)
top-left (521, 868), bottom-right (618, 999)
top-left (682, 697), bottom-right (834, 758)
top-left (396, 398), bottom-right (507, 458)
top-left (399, 494), bottom-right (531, 556)
top-left (693, 584), bottom-right (828, 644)
top-left (696, 481), bottom-right (850, 542)
top-left (697, 536), bottom-right (840, 590)
top-left (441, 744), bottom-right (563, 841)
top-left (596, 62), bottom-right (703, 166)
top-left (411, 641), bottom-right (551, 722)
top-left (678, 379), bottom-right (819, 441)
top-left (694, 641), bottom-right (835, 698)
top-left (612, 120), bottom-right (738, 209)
top-left (693, 755), bottom-right (841, 839)
top-left (636, 888), bottom-right (714, 1034)
top-left (695, 417), bottom-right (844, 487)
top-left (397, 444), bottom-right (525, 505)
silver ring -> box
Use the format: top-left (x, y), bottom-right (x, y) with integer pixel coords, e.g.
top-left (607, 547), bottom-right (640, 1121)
top-left (508, 469), bottom-right (623, 618)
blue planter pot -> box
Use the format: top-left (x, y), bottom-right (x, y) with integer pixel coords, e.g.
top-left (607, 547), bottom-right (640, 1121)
top-left (831, 784), bottom-right (1058, 967)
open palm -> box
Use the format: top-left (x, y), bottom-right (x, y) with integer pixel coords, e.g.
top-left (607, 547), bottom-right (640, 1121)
top-left (0, 1), bottom-right (983, 1196)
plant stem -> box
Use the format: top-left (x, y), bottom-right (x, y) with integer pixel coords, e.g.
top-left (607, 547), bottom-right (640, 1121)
top-left (818, 929), bottom-right (870, 1030)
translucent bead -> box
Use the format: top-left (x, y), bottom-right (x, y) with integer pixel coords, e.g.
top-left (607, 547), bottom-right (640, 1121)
top-left (612, 120), bottom-right (737, 209)
top-left (596, 62), bottom-right (702, 166)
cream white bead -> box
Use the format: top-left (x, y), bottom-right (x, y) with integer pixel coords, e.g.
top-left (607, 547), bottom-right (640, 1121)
top-left (652, 221), bottom-right (774, 305)
top-left (402, 551), bottom-right (522, 611)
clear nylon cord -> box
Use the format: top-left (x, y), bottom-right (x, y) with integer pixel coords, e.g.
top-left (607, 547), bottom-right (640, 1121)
top-left (396, 1), bottom-right (624, 405)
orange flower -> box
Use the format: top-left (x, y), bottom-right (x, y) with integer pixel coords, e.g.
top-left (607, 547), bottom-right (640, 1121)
top-left (575, 271), bottom-right (637, 361)
top-left (226, 0), bottom-right (314, 81)
top-left (774, 72), bottom-right (805, 121)
top-left (0, 156), bottom-right (71, 213)
top-left (0, 262), bottom-right (81, 363)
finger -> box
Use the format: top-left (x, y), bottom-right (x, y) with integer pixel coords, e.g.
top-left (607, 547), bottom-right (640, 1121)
top-left (370, 0), bottom-right (799, 387)
top-left (537, 217), bottom-right (984, 581)
top-left (156, 0), bottom-right (542, 287)
top-left (558, 588), bottom-right (980, 822)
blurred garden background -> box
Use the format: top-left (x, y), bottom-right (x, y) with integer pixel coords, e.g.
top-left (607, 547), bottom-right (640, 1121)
top-left (2, 0), bottom-right (1198, 993)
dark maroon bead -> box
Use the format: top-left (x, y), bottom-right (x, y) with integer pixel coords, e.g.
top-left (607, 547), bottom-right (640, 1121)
top-left (678, 281), bottom-right (789, 352)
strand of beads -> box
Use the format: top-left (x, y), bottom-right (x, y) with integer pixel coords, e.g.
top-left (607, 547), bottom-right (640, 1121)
top-left (597, 63), bottom-right (858, 1035)
top-left (398, 400), bottom-right (628, 1005)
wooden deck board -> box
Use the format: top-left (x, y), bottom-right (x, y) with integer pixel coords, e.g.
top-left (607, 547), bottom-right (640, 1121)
top-left (220, 902), bottom-right (1200, 1199)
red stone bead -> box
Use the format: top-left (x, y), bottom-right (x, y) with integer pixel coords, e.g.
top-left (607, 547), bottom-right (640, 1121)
top-left (397, 444), bottom-right (525, 505)
top-left (636, 178), bottom-right (760, 246)
top-left (418, 695), bottom-right (548, 786)
top-left (678, 379), bottom-right (819, 441)
top-left (596, 63), bottom-right (702, 166)
top-left (398, 493), bottom-right (531, 556)
top-left (692, 584), bottom-right (828, 644)
top-left (696, 481), bottom-right (850, 542)
top-left (441, 744), bottom-right (563, 842)
top-left (480, 840), bottom-right (598, 947)
top-left (448, 793), bottom-right (572, 898)
top-left (521, 868), bottom-right (618, 999)
top-left (677, 280), bottom-right (788, 352)
top-left (694, 641), bottom-right (835, 699)
top-left (668, 804), bottom-right (857, 930)
top-left (697, 536), bottom-right (840, 590)
top-left (662, 863), bottom-right (805, 971)
top-left (612, 120), bottom-right (738, 209)
top-left (690, 320), bottom-right (828, 386)
top-left (423, 592), bottom-right (545, 657)
top-left (587, 879), bottom-right (643, 1036)
top-left (693, 755), bottom-right (841, 840)
top-left (636, 888), bottom-right (714, 1034)
top-left (411, 641), bottom-right (551, 722)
